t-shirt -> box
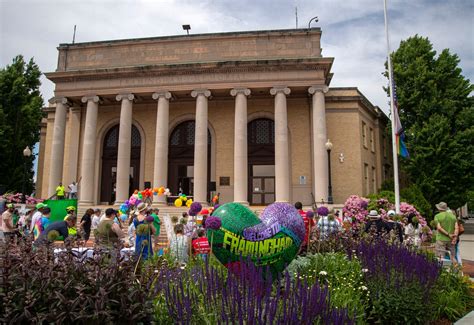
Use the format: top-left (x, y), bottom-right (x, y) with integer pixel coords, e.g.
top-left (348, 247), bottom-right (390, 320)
top-left (192, 237), bottom-right (210, 255)
top-left (56, 186), bottom-right (65, 196)
top-left (34, 216), bottom-right (50, 240)
top-left (69, 183), bottom-right (78, 193)
top-left (299, 210), bottom-right (315, 245)
top-left (36, 221), bottom-right (69, 244)
top-left (435, 211), bottom-right (457, 242)
top-left (1, 210), bottom-right (14, 232)
top-left (31, 211), bottom-right (42, 231)
top-left (91, 215), bottom-right (101, 230)
top-left (151, 213), bottom-right (161, 237)
top-left (81, 213), bottom-right (92, 234)
top-left (170, 235), bottom-right (189, 264)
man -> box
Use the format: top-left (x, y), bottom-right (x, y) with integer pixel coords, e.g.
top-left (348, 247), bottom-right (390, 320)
top-left (68, 181), bottom-right (78, 199)
top-left (434, 202), bottom-right (458, 266)
top-left (364, 210), bottom-right (391, 238)
top-left (35, 215), bottom-right (77, 245)
top-left (2, 203), bottom-right (17, 240)
top-left (64, 206), bottom-right (78, 237)
top-left (96, 208), bottom-right (126, 247)
top-left (56, 182), bottom-right (66, 200)
top-left (31, 203), bottom-right (48, 233)
top-left (295, 202), bottom-right (314, 248)
top-left (386, 210), bottom-right (404, 243)
top-left (317, 209), bottom-right (340, 240)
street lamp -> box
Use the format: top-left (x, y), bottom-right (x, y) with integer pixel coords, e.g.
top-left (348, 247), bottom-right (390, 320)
top-left (22, 146), bottom-right (31, 203)
top-left (325, 139), bottom-right (333, 204)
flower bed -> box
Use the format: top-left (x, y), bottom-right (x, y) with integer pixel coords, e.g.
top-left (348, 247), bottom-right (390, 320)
top-left (0, 192), bottom-right (43, 205)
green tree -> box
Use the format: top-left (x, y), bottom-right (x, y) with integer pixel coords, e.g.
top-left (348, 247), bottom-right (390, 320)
top-left (0, 55), bottom-right (43, 194)
top-left (385, 35), bottom-right (474, 209)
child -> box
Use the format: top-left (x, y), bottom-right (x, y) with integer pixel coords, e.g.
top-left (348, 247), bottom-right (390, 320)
top-left (192, 228), bottom-right (210, 260)
top-left (34, 207), bottom-right (51, 240)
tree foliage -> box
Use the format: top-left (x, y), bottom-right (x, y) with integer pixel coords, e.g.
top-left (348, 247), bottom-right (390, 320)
top-left (386, 35), bottom-right (474, 209)
top-left (0, 55), bottom-right (43, 194)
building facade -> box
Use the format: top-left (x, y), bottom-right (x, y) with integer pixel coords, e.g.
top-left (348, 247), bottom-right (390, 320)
top-left (36, 28), bottom-right (392, 206)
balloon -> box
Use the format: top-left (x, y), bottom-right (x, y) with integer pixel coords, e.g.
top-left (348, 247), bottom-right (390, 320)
top-left (200, 208), bottom-right (209, 215)
top-left (138, 193), bottom-right (143, 199)
top-left (153, 187), bottom-right (159, 193)
top-left (186, 199), bottom-right (193, 208)
top-left (164, 188), bottom-right (171, 196)
top-left (134, 190), bottom-right (138, 195)
top-left (180, 194), bottom-right (187, 202)
top-left (158, 187), bottom-right (165, 195)
top-left (153, 191), bottom-right (158, 196)
top-left (120, 214), bottom-right (127, 222)
top-left (174, 198), bottom-right (183, 207)
top-left (125, 200), bottom-right (130, 205)
top-left (129, 197), bottom-right (137, 205)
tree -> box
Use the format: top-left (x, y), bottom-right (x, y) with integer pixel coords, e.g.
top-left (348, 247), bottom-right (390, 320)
top-left (385, 35), bottom-right (474, 209)
top-left (0, 55), bottom-right (43, 194)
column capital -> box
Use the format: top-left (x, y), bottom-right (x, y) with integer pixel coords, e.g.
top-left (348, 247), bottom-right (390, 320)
top-left (49, 96), bottom-right (71, 106)
top-left (116, 93), bottom-right (135, 101)
top-left (230, 88), bottom-right (251, 97)
top-left (308, 85), bottom-right (329, 95)
top-left (152, 91), bottom-right (172, 100)
top-left (270, 86), bottom-right (291, 96)
top-left (191, 89), bottom-right (211, 98)
top-left (81, 95), bottom-right (100, 103)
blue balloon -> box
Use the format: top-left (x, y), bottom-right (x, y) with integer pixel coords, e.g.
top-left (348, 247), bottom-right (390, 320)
top-left (120, 214), bottom-right (127, 222)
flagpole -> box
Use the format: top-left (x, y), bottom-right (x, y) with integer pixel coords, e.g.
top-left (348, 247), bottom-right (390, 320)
top-left (383, 0), bottom-right (401, 214)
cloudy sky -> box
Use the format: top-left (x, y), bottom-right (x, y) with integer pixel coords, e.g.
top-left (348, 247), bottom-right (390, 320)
top-left (1, 0), bottom-right (473, 113)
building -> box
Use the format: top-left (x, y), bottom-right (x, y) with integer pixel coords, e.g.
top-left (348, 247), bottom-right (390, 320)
top-left (36, 28), bottom-right (392, 207)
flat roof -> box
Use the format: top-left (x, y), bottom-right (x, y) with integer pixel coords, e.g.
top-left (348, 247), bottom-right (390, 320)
top-left (59, 28), bottom-right (322, 47)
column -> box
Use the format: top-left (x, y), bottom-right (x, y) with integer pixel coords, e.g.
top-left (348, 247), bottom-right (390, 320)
top-left (48, 97), bottom-right (70, 196)
top-left (191, 89), bottom-right (211, 204)
top-left (66, 106), bottom-right (82, 187)
top-left (308, 85), bottom-right (329, 203)
top-left (270, 86), bottom-right (291, 203)
top-left (152, 91), bottom-right (172, 205)
top-left (79, 95), bottom-right (100, 204)
top-left (115, 93), bottom-right (134, 204)
top-left (231, 88), bottom-right (251, 204)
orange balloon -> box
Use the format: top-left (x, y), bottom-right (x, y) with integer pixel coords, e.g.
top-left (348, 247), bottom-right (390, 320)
top-left (134, 190), bottom-right (138, 194)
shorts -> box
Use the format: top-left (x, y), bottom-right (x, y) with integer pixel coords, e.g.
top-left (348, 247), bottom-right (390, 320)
top-left (435, 240), bottom-right (456, 261)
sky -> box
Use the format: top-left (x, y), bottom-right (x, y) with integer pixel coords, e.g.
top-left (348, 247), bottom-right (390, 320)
top-left (0, 0), bottom-right (473, 177)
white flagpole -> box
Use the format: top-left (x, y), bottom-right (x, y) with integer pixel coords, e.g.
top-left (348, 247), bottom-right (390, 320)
top-left (383, 0), bottom-right (401, 213)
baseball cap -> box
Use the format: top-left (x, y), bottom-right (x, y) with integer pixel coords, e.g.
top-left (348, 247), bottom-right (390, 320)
top-left (36, 202), bottom-right (47, 209)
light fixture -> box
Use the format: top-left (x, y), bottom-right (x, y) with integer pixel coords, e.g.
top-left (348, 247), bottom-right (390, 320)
top-left (325, 139), bottom-right (333, 151)
top-left (182, 24), bottom-right (191, 35)
top-left (308, 16), bottom-right (319, 29)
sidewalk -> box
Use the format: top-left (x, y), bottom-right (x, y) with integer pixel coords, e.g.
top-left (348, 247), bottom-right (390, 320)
top-left (460, 234), bottom-right (474, 277)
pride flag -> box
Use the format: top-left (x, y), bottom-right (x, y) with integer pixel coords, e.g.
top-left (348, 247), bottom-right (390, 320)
top-left (392, 78), bottom-right (409, 158)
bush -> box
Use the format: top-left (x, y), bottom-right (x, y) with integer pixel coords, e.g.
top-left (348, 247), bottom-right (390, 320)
top-left (401, 184), bottom-right (433, 220)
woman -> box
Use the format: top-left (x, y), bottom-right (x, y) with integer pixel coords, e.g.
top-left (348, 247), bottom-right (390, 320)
top-left (404, 213), bottom-right (422, 248)
top-left (133, 203), bottom-right (155, 260)
top-left (169, 223), bottom-right (189, 266)
top-left (80, 208), bottom-right (93, 242)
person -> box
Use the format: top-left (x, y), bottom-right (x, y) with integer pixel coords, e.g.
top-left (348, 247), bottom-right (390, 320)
top-left (127, 213), bottom-right (136, 248)
top-left (404, 213), bottom-right (422, 247)
top-left (183, 212), bottom-right (197, 239)
top-left (55, 182), bottom-right (66, 200)
top-left (2, 203), bottom-right (17, 241)
top-left (150, 208), bottom-right (161, 249)
top-left (364, 210), bottom-right (391, 238)
top-left (192, 228), bottom-right (210, 260)
top-left (295, 201), bottom-right (314, 249)
top-left (317, 209), bottom-right (340, 240)
top-left (35, 216), bottom-right (77, 245)
top-left (169, 223), bottom-right (189, 265)
top-left (91, 209), bottom-right (101, 231)
top-left (80, 208), bottom-right (93, 242)
top-left (434, 202), bottom-right (458, 266)
top-left (68, 181), bottom-right (78, 199)
top-left (33, 207), bottom-right (51, 240)
top-left (30, 203), bottom-right (48, 234)
top-left (18, 209), bottom-right (33, 236)
top-left (386, 210), bottom-right (404, 243)
top-left (64, 206), bottom-right (78, 237)
top-left (133, 203), bottom-right (155, 260)
top-left (96, 208), bottom-right (127, 248)
top-left (454, 215), bottom-right (464, 266)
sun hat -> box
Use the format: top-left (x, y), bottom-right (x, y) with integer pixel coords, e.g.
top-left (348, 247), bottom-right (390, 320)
top-left (66, 206), bottom-right (76, 212)
top-left (36, 202), bottom-right (47, 209)
top-left (135, 202), bottom-right (148, 215)
top-left (368, 210), bottom-right (380, 218)
top-left (7, 203), bottom-right (14, 208)
top-left (387, 210), bottom-right (396, 217)
top-left (435, 202), bottom-right (448, 211)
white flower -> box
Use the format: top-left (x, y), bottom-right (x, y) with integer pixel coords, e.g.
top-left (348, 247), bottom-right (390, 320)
top-left (361, 286), bottom-right (368, 291)
top-left (154, 269), bottom-right (159, 274)
top-left (362, 268), bottom-right (368, 273)
top-left (319, 271), bottom-right (327, 276)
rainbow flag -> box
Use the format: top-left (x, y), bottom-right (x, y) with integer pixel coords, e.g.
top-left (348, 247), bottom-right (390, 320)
top-left (392, 78), bottom-right (409, 158)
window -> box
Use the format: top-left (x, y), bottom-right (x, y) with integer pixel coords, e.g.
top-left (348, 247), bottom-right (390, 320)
top-left (372, 167), bottom-right (377, 193)
top-left (362, 122), bottom-right (368, 148)
top-left (370, 128), bottom-right (375, 152)
top-left (383, 136), bottom-right (388, 158)
top-left (364, 163), bottom-right (369, 195)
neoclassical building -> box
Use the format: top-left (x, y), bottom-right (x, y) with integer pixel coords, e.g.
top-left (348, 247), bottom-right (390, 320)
top-left (36, 28), bottom-right (392, 207)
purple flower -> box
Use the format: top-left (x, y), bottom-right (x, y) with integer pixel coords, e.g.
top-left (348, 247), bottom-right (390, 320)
top-left (205, 216), bottom-right (222, 230)
top-left (146, 215), bottom-right (155, 223)
top-left (317, 206), bottom-right (329, 216)
top-left (306, 210), bottom-right (314, 218)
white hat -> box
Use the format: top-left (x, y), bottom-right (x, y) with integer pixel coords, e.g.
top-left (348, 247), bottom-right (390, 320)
top-left (387, 210), bottom-right (396, 217)
top-left (134, 202), bottom-right (148, 215)
top-left (368, 210), bottom-right (380, 218)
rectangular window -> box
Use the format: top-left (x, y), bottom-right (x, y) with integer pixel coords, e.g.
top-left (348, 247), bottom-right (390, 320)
top-left (370, 128), bottom-right (375, 152)
top-left (362, 122), bottom-right (368, 148)
top-left (383, 136), bottom-right (388, 158)
top-left (372, 167), bottom-right (377, 193)
top-left (364, 163), bottom-right (369, 195)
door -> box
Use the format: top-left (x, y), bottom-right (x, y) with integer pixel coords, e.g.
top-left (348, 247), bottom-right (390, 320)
top-left (250, 165), bottom-right (275, 205)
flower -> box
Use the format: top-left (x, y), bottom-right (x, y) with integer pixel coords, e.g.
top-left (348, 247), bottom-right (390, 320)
top-left (319, 271), bottom-right (327, 276)
top-left (362, 268), bottom-right (368, 273)
top-left (361, 286), bottom-right (368, 291)
top-left (317, 206), bottom-right (329, 216)
top-left (205, 216), bottom-right (222, 230)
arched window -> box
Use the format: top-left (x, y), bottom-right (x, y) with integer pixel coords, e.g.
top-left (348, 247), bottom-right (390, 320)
top-left (248, 118), bottom-right (275, 145)
top-left (169, 121), bottom-right (211, 146)
top-left (104, 125), bottom-right (141, 148)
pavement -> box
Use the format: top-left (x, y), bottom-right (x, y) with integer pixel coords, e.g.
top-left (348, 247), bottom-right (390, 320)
top-left (460, 233), bottom-right (474, 277)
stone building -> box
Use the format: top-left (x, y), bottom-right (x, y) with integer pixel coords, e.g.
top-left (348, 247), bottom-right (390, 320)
top-left (36, 28), bottom-right (392, 207)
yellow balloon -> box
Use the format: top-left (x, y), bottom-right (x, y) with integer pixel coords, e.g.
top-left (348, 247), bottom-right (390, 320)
top-left (174, 198), bottom-right (183, 207)
top-left (186, 199), bottom-right (193, 208)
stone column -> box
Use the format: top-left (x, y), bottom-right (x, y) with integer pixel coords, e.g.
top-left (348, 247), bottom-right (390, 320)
top-left (270, 86), bottom-right (291, 203)
top-left (231, 88), bottom-right (251, 204)
top-left (115, 93), bottom-right (134, 204)
top-left (48, 97), bottom-right (70, 196)
top-left (152, 91), bottom-right (172, 205)
top-left (191, 89), bottom-right (211, 204)
top-left (79, 95), bottom-right (100, 204)
top-left (66, 106), bottom-right (82, 187)
top-left (309, 85), bottom-right (329, 203)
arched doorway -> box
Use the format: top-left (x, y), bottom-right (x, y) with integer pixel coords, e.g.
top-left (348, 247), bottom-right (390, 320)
top-left (100, 125), bottom-right (141, 204)
top-left (248, 118), bottom-right (275, 205)
top-left (168, 120), bottom-right (211, 198)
